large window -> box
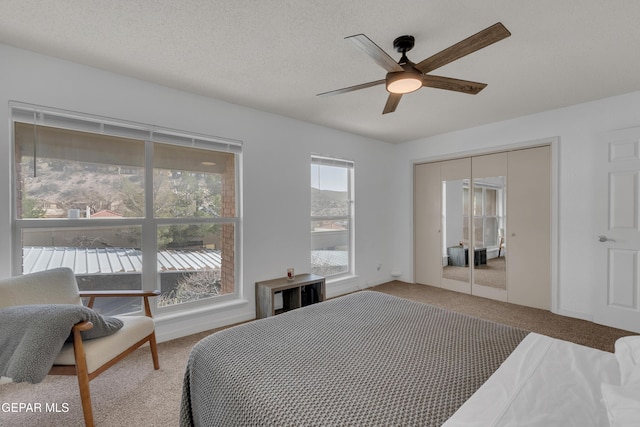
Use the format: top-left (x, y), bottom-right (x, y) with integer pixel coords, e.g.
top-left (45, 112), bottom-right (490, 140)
top-left (12, 103), bottom-right (241, 315)
top-left (310, 155), bottom-right (354, 277)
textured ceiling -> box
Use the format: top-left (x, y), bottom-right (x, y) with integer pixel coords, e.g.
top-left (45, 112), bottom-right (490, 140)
top-left (1, 1), bottom-right (639, 143)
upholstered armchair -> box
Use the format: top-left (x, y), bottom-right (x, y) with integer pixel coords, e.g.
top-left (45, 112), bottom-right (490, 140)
top-left (0, 267), bottom-right (160, 427)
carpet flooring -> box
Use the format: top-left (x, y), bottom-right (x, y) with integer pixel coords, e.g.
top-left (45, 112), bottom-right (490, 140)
top-left (0, 281), bottom-right (634, 426)
top-left (373, 281), bottom-right (633, 352)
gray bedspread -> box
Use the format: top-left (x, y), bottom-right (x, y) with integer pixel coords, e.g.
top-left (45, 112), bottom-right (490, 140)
top-left (180, 291), bottom-right (528, 427)
top-left (0, 304), bottom-right (123, 383)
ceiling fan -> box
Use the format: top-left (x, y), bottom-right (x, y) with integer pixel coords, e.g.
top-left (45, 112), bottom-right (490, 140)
top-left (317, 22), bottom-right (511, 114)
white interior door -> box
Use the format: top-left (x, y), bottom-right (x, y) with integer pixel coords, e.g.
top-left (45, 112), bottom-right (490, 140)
top-left (595, 127), bottom-right (640, 333)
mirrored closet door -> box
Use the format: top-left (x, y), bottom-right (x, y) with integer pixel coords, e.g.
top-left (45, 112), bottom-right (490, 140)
top-left (414, 146), bottom-right (551, 310)
top-left (470, 153), bottom-right (508, 301)
top-left (440, 157), bottom-right (471, 294)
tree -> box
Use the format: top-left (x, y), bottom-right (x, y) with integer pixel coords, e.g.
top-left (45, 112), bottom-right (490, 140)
top-left (158, 268), bottom-right (221, 306)
top-left (21, 197), bottom-right (46, 218)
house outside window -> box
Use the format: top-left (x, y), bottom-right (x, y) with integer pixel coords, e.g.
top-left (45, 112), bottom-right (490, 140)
top-left (310, 155), bottom-right (354, 278)
top-left (11, 103), bottom-right (241, 315)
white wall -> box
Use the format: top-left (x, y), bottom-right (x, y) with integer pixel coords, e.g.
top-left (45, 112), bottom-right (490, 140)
top-left (392, 90), bottom-right (640, 323)
top-left (0, 44), bottom-right (394, 341)
top-left (4, 42), bottom-right (639, 335)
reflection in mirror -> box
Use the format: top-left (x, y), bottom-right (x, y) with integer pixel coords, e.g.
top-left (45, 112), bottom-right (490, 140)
top-left (472, 176), bottom-right (506, 290)
top-left (441, 179), bottom-right (470, 284)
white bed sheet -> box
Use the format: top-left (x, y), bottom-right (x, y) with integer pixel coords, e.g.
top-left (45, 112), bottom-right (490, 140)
top-left (443, 332), bottom-right (621, 427)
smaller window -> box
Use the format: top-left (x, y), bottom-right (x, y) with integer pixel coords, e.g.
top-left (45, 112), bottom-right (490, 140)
top-left (311, 156), bottom-right (354, 278)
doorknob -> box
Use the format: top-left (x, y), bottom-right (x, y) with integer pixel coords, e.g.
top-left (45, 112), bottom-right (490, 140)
top-left (598, 235), bottom-right (615, 243)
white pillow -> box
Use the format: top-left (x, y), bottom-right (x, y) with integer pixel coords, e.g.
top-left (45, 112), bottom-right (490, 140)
top-left (615, 336), bottom-right (640, 386)
top-left (601, 383), bottom-right (640, 427)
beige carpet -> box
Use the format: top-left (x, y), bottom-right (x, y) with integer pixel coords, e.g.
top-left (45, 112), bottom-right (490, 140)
top-left (0, 281), bottom-right (634, 426)
top-left (373, 281), bottom-right (633, 352)
top-left (0, 329), bottom-right (215, 427)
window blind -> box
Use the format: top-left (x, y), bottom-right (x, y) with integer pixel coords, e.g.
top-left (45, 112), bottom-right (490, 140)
top-left (311, 155), bottom-right (354, 169)
top-left (11, 102), bottom-right (242, 154)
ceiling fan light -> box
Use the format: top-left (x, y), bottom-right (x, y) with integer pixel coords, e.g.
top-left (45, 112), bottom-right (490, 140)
top-left (386, 73), bottom-right (423, 94)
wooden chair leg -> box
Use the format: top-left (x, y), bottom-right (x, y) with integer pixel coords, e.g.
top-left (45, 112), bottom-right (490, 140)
top-left (72, 329), bottom-right (94, 427)
top-left (76, 368), bottom-right (94, 427)
top-left (149, 332), bottom-right (160, 370)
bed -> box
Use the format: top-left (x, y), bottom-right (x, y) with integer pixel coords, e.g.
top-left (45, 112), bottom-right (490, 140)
top-left (180, 291), bottom-right (640, 427)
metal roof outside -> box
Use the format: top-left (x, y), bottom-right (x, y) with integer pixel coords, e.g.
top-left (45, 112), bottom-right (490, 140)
top-left (22, 246), bottom-right (221, 275)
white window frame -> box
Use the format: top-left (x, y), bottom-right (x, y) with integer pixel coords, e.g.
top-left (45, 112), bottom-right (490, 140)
top-left (470, 181), bottom-right (505, 250)
top-left (310, 155), bottom-right (354, 279)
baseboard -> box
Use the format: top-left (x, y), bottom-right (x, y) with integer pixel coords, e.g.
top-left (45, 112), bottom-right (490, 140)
top-left (554, 308), bottom-right (593, 323)
top-left (326, 275), bottom-right (390, 299)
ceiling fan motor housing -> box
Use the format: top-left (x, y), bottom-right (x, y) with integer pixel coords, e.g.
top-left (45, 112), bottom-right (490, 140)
top-left (385, 35), bottom-right (423, 94)
top-left (393, 35), bottom-right (415, 53)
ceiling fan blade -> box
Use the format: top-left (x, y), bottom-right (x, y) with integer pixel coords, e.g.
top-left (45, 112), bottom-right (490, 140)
top-left (346, 34), bottom-right (404, 73)
top-left (317, 79), bottom-right (385, 97)
top-left (383, 93), bottom-right (402, 114)
top-left (422, 75), bottom-right (487, 94)
top-left (415, 22), bottom-right (511, 74)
